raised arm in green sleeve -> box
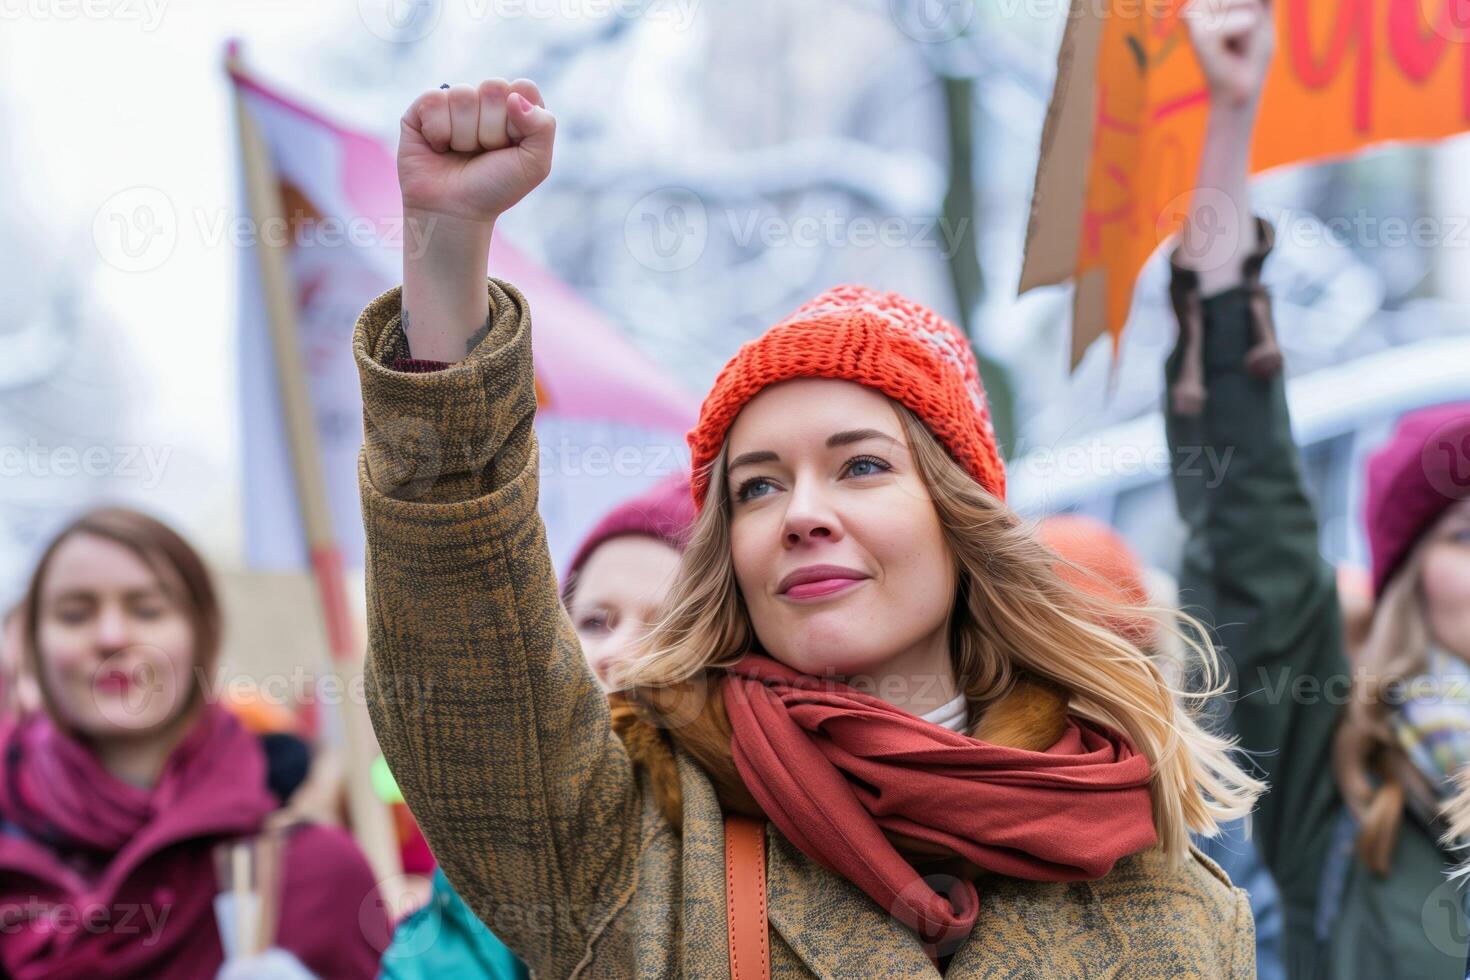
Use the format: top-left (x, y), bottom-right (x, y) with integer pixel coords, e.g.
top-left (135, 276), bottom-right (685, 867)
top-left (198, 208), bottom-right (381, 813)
top-left (1165, 226), bottom-right (1348, 976)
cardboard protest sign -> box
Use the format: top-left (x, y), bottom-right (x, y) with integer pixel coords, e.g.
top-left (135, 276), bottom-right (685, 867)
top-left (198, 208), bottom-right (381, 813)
top-left (1023, 0), bottom-right (1470, 365)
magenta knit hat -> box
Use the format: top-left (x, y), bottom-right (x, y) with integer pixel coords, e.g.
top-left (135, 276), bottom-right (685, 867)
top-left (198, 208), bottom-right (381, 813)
top-left (1365, 402), bottom-right (1470, 596)
top-left (563, 473), bottom-right (696, 595)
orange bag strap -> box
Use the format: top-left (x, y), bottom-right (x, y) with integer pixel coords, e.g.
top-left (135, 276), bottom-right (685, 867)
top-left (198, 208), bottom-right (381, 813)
top-left (724, 815), bottom-right (769, 980)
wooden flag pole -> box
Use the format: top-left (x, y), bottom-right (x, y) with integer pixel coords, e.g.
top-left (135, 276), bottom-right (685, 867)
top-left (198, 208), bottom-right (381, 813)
top-left (227, 44), bottom-right (407, 911)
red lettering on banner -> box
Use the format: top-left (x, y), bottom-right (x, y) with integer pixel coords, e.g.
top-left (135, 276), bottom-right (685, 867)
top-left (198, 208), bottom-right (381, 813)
top-left (1388, 0), bottom-right (1451, 80)
top-left (1386, 0), bottom-right (1470, 120)
top-left (1284, 0), bottom-right (1374, 131)
top-left (1285, 0), bottom-right (1470, 130)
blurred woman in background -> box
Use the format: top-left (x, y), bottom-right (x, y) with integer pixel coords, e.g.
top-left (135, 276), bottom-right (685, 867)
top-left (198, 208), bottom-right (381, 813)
top-left (0, 507), bottom-right (385, 980)
top-left (561, 473), bottom-right (695, 691)
top-left (1163, 1), bottom-right (1470, 975)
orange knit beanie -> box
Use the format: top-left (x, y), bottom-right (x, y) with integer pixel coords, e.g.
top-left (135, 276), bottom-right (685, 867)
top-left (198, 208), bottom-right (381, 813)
top-left (686, 285), bottom-right (1004, 509)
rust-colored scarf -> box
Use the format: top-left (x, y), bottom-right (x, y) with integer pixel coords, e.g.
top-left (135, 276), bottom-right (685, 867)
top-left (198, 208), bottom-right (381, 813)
top-left (612, 656), bottom-right (1158, 947)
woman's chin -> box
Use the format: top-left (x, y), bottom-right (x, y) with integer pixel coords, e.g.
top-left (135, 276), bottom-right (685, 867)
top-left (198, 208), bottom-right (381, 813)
top-left (773, 642), bottom-right (888, 683)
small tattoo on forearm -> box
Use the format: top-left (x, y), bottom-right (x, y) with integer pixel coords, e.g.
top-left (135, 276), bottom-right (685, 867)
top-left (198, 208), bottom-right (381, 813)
top-left (466, 312), bottom-right (492, 355)
top-left (402, 308), bottom-right (413, 356)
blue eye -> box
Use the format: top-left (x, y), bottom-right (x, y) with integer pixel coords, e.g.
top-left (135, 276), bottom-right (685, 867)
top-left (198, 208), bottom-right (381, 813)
top-left (734, 477), bottom-right (775, 503)
top-left (844, 455), bottom-right (891, 478)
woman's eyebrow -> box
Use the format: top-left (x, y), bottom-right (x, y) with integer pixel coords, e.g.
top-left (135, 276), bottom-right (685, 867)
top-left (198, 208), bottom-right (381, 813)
top-left (728, 450), bottom-right (778, 472)
top-left (48, 585), bottom-right (165, 603)
top-left (826, 428), bottom-right (901, 450)
top-left (728, 430), bottom-right (902, 473)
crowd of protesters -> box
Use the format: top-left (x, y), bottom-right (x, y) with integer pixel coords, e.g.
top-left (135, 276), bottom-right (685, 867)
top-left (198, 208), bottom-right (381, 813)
top-left (1, 0), bottom-right (1468, 976)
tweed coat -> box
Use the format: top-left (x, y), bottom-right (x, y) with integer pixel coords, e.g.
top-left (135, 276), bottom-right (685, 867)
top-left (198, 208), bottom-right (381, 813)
top-left (355, 279), bottom-right (1256, 979)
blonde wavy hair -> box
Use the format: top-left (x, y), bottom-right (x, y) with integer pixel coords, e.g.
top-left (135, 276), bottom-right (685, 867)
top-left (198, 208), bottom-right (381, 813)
top-left (1445, 768), bottom-right (1470, 880)
top-left (613, 401), bottom-right (1264, 861)
top-left (1333, 533), bottom-right (1450, 874)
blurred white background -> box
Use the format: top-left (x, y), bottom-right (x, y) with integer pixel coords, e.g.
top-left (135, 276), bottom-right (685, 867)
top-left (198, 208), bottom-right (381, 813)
top-left (2, 0), bottom-right (1467, 599)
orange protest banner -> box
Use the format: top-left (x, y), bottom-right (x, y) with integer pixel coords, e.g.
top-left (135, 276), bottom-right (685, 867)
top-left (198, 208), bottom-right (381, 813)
top-left (1023, 0), bottom-right (1470, 366)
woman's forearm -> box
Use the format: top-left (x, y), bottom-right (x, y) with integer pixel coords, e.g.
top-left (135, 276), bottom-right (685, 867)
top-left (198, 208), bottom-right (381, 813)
top-left (401, 209), bottom-right (496, 363)
top-left (1180, 104), bottom-right (1259, 296)
top-left (1177, 0), bottom-right (1273, 295)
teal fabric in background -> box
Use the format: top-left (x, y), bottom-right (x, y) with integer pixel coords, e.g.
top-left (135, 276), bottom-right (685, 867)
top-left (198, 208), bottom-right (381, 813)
top-left (379, 869), bottom-right (529, 980)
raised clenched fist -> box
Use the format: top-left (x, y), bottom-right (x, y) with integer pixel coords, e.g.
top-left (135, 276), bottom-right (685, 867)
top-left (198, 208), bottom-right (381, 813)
top-left (1182, 0), bottom-right (1275, 109)
top-left (398, 78), bottom-right (556, 225)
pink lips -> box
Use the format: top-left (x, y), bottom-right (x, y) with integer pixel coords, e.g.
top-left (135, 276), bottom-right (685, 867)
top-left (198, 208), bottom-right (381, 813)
top-left (94, 669), bottom-right (132, 694)
top-left (784, 578), bottom-right (866, 600)
top-left (777, 564), bottom-right (870, 601)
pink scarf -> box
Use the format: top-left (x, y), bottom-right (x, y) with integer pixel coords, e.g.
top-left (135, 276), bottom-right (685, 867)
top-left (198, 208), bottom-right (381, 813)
top-left (0, 707), bottom-right (274, 979)
top-left (723, 654), bottom-right (1159, 947)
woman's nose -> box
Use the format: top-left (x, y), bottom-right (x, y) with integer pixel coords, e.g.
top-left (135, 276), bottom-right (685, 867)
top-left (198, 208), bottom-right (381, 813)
top-left (784, 522), bottom-right (832, 546)
top-left (94, 604), bottom-right (132, 652)
top-left (782, 481), bottom-right (840, 546)
top-left (583, 639), bottom-right (615, 688)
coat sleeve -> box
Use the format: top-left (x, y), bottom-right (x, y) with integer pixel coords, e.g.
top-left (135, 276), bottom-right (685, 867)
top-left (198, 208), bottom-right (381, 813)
top-left (1164, 242), bottom-right (1347, 975)
top-left (274, 824), bottom-right (386, 980)
top-left (353, 278), bottom-right (641, 976)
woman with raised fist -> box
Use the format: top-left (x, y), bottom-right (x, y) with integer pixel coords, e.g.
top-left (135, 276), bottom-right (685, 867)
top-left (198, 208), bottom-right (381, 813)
top-left (356, 76), bottom-right (1262, 977)
top-left (1165, 1), bottom-right (1470, 976)
top-left (0, 508), bottom-right (385, 979)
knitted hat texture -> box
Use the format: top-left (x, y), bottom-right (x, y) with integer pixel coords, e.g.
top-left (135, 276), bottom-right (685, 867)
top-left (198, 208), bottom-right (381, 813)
top-left (1365, 402), bottom-right (1470, 596)
top-left (564, 473), bottom-right (696, 598)
top-left (686, 285), bottom-right (1003, 509)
